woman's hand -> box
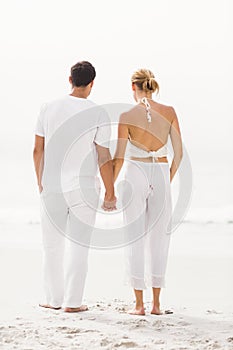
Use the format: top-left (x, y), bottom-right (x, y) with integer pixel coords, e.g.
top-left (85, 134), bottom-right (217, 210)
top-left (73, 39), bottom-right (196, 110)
top-left (102, 193), bottom-right (117, 211)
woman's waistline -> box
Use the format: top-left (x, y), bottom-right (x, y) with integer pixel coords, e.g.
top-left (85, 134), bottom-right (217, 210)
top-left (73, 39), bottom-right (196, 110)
top-left (127, 158), bottom-right (169, 166)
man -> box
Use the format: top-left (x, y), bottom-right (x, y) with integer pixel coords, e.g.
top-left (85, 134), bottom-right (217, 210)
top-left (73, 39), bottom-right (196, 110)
top-left (33, 61), bottom-right (116, 312)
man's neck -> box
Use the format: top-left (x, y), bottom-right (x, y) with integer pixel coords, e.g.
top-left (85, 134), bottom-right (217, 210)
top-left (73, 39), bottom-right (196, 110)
top-left (70, 87), bottom-right (90, 99)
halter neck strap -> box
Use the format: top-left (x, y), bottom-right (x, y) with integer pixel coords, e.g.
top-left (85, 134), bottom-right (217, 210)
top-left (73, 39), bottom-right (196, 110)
top-left (139, 97), bottom-right (152, 122)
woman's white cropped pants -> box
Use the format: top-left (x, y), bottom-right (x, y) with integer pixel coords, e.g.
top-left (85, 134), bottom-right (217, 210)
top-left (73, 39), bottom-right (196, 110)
top-left (123, 161), bottom-right (172, 290)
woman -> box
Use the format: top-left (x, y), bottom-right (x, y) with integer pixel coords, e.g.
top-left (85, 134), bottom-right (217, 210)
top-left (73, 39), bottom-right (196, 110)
top-left (113, 69), bottom-right (183, 315)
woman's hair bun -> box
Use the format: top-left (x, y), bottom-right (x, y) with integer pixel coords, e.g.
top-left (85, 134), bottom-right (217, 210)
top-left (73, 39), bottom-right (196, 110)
top-left (131, 69), bottom-right (159, 94)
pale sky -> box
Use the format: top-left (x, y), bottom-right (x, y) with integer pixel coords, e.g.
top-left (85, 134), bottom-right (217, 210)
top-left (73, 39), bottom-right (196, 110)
top-left (0, 0), bottom-right (232, 211)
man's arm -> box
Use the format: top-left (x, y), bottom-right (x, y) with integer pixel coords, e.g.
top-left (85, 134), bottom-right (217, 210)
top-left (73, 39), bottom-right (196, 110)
top-left (95, 144), bottom-right (116, 211)
top-left (33, 135), bottom-right (44, 193)
top-left (169, 109), bottom-right (183, 182)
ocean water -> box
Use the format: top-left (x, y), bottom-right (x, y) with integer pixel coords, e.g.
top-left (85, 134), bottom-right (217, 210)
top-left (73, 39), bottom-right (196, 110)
top-left (0, 129), bottom-right (232, 226)
top-left (0, 161), bottom-right (232, 226)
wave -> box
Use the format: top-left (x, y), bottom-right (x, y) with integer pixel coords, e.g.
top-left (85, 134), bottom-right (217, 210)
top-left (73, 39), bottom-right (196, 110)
top-left (183, 206), bottom-right (233, 224)
top-left (0, 206), bottom-right (232, 226)
top-left (0, 208), bottom-right (40, 225)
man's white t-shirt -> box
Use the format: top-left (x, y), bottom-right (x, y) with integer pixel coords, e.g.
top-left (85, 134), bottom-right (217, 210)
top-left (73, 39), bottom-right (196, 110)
top-left (35, 95), bottom-right (111, 193)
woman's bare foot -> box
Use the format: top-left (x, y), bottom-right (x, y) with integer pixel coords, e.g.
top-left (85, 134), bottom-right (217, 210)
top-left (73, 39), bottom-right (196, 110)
top-left (151, 303), bottom-right (163, 315)
top-left (151, 304), bottom-right (174, 315)
top-left (128, 307), bottom-right (145, 316)
top-left (64, 305), bottom-right (88, 313)
top-left (39, 304), bottom-right (61, 310)
top-left (130, 290), bottom-right (145, 315)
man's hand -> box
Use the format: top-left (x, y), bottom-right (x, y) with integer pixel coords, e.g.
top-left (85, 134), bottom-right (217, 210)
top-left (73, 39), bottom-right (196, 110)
top-left (102, 193), bottom-right (117, 211)
top-left (95, 144), bottom-right (116, 211)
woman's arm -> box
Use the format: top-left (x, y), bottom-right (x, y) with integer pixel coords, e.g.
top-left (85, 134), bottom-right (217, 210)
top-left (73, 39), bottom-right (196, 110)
top-left (169, 109), bottom-right (183, 182)
top-left (95, 144), bottom-right (116, 210)
top-left (113, 114), bottom-right (129, 182)
top-left (33, 135), bottom-right (44, 193)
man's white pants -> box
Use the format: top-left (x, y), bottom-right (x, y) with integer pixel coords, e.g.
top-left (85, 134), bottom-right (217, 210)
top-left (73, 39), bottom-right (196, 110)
top-left (40, 187), bottom-right (99, 308)
top-left (123, 161), bottom-right (172, 290)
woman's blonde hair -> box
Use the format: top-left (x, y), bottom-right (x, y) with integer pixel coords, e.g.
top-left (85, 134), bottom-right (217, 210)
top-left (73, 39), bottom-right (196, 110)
top-left (131, 69), bottom-right (159, 94)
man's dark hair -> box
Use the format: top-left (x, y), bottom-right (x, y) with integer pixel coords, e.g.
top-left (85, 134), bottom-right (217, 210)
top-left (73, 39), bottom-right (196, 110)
top-left (70, 61), bottom-right (96, 87)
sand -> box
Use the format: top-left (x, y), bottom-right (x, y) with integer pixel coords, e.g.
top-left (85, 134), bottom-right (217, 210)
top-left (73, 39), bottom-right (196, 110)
top-left (0, 302), bottom-right (233, 349)
top-left (0, 222), bottom-right (233, 349)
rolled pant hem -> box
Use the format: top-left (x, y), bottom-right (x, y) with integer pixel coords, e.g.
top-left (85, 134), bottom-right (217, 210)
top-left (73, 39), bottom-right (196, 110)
top-left (64, 302), bottom-right (83, 308)
top-left (48, 302), bottom-right (63, 308)
top-left (125, 275), bottom-right (166, 289)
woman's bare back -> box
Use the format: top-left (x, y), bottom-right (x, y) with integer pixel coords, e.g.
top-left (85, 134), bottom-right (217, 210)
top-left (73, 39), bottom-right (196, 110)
top-left (123, 100), bottom-right (176, 151)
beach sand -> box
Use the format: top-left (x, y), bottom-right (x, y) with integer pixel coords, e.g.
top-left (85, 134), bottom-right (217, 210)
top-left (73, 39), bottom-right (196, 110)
top-left (0, 222), bottom-right (233, 349)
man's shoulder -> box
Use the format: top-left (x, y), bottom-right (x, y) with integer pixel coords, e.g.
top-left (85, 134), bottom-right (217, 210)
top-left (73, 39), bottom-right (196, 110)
top-left (44, 95), bottom-right (97, 109)
top-left (40, 96), bottom-right (104, 125)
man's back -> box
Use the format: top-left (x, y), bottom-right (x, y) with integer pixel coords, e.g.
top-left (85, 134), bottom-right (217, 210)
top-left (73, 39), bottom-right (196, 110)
top-left (35, 95), bottom-right (110, 192)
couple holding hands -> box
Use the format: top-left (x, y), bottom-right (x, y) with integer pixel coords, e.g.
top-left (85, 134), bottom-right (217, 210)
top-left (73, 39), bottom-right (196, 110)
top-left (33, 61), bottom-right (182, 316)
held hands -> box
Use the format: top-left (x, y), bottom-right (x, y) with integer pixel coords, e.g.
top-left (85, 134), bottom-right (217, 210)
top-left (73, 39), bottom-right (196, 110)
top-left (38, 183), bottom-right (43, 193)
top-left (101, 192), bottom-right (117, 211)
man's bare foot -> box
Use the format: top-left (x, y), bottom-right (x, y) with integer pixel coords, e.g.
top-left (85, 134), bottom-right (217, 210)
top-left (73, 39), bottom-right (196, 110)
top-left (127, 307), bottom-right (145, 316)
top-left (64, 305), bottom-right (88, 313)
top-left (39, 304), bottom-right (61, 310)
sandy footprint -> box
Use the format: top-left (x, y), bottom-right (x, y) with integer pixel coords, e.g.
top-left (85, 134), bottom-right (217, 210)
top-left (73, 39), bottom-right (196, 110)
top-left (117, 318), bottom-right (148, 328)
top-left (204, 341), bottom-right (222, 349)
top-left (130, 319), bottom-right (148, 330)
top-left (206, 309), bottom-right (222, 315)
top-left (114, 341), bottom-right (139, 348)
top-left (100, 337), bottom-right (112, 346)
top-left (152, 320), bottom-right (165, 328)
top-left (65, 328), bottom-right (82, 334)
top-left (152, 339), bottom-right (165, 345)
top-left (177, 321), bottom-right (191, 326)
top-left (115, 306), bottom-right (127, 313)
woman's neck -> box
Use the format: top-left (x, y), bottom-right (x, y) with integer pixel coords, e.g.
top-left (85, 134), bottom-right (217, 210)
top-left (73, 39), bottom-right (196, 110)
top-left (136, 92), bottom-right (152, 102)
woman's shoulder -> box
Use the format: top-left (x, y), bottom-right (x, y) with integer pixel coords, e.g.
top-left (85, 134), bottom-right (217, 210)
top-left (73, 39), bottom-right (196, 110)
top-left (119, 105), bottom-right (139, 121)
top-left (152, 100), bottom-right (175, 112)
top-left (151, 101), bottom-right (177, 122)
